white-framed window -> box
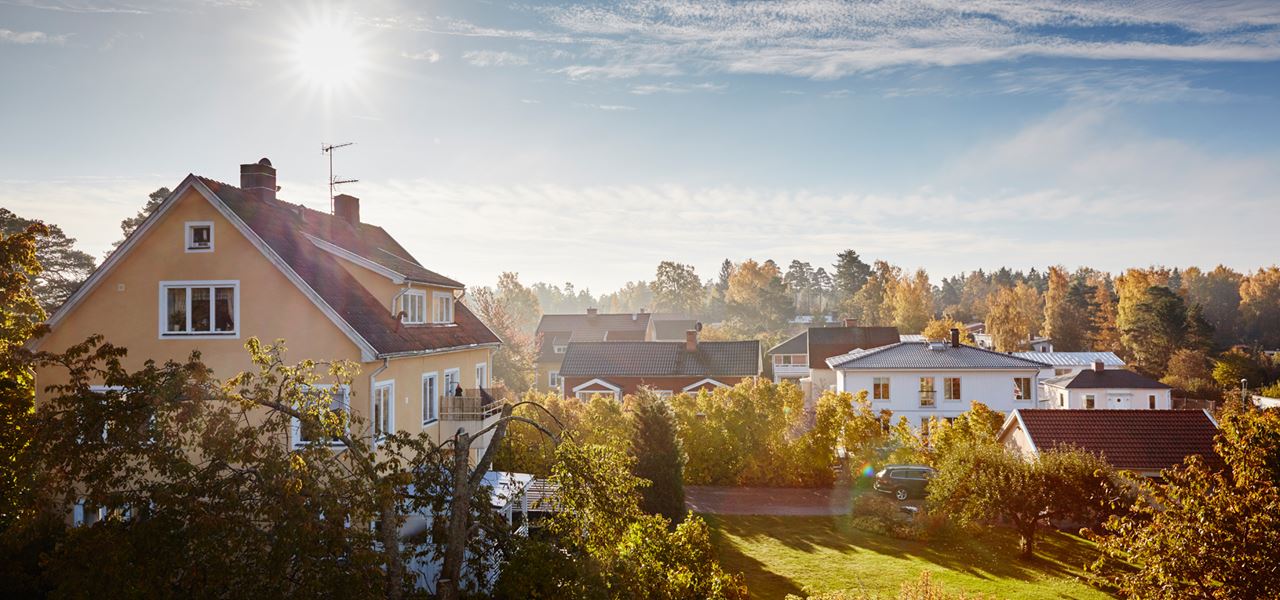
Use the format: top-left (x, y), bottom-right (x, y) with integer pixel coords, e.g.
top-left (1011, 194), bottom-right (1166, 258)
top-left (943, 377), bottom-right (961, 401)
top-left (873, 377), bottom-right (890, 401)
top-left (159, 280), bottom-right (239, 338)
top-left (553, 345), bottom-right (567, 354)
top-left (919, 377), bottom-right (936, 407)
top-left (1148, 394), bottom-right (1157, 409)
top-left (432, 291), bottom-right (454, 324)
top-left (654, 390), bottom-right (674, 399)
top-left (1059, 392), bottom-right (1066, 408)
top-left (443, 368), bottom-right (461, 398)
top-left (576, 390), bottom-right (619, 401)
top-left (72, 499), bottom-right (108, 527)
top-left (548, 371), bottom-right (560, 388)
top-left (372, 381), bottom-right (394, 439)
top-left (291, 385), bottom-right (350, 447)
top-left (1085, 394), bottom-right (1096, 409)
top-left (475, 362), bottom-right (488, 389)
top-left (184, 221), bottom-right (214, 253)
top-left (1014, 377), bottom-right (1032, 402)
top-left (398, 290), bottom-right (427, 324)
top-left (422, 372), bottom-right (439, 424)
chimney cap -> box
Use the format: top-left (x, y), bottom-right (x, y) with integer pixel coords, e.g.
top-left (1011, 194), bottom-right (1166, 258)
top-left (258, 157), bottom-right (272, 167)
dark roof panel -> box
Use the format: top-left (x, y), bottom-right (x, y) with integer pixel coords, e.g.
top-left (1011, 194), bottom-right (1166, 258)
top-left (769, 331), bottom-right (808, 355)
top-left (1013, 409), bottom-right (1220, 473)
top-left (199, 177), bottom-right (499, 356)
top-left (559, 340), bottom-right (761, 378)
top-left (534, 312), bottom-right (653, 360)
top-left (807, 326), bottom-right (902, 369)
top-left (1044, 368), bottom-right (1171, 390)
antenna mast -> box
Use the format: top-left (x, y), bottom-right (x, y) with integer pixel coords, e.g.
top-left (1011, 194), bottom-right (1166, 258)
top-left (321, 142), bottom-right (358, 212)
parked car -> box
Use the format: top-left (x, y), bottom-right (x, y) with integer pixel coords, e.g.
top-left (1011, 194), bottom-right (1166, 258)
top-left (874, 465), bottom-right (936, 501)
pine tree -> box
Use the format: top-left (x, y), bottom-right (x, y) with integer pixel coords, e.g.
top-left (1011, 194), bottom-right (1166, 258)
top-left (629, 391), bottom-right (686, 524)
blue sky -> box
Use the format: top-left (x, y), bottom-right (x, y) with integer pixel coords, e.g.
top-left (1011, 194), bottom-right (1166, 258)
top-left (2, 0), bottom-right (1278, 292)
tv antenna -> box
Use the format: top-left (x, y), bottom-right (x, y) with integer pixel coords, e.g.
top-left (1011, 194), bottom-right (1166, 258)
top-left (322, 142), bottom-right (358, 212)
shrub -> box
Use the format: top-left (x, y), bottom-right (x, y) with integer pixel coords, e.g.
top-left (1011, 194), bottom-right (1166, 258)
top-left (784, 571), bottom-right (988, 599)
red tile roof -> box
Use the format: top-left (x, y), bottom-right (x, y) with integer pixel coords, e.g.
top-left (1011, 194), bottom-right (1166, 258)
top-left (1011, 409), bottom-right (1221, 473)
top-left (198, 177), bottom-right (499, 356)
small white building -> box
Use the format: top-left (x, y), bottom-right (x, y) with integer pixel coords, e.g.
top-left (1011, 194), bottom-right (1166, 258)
top-left (828, 330), bottom-right (1050, 428)
top-left (1012, 351), bottom-right (1126, 381)
top-left (1040, 362), bottom-right (1172, 410)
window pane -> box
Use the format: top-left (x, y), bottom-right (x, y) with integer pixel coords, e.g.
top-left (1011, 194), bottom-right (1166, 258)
top-left (166, 288), bottom-right (187, 332)
top-left (214, 287), bottom-right (235, 331)
top-left (191, 287), bottom-right (211, 332)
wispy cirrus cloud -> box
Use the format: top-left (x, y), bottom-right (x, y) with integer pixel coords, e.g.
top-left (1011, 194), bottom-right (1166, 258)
top-left (377, 1), bottom-right (1280, 83)
top-left (628, 81), bottom-right (725, 95)
top-left (462, 50), bottom-right (528, 67)
top-left (0, 28), bottom-right (68, 44)
top-left (401, 49), bottom-right (440, 63)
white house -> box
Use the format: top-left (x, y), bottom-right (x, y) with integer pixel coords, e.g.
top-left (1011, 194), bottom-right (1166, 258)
top-left (1040, 362), bottom-right (1173, 410)
top-left (828, 329), bottom-right (1050, 429)
top-left (766, 323), bottom-right (900, 401)
top-left (1012, 351), bottom-right (1126, 382)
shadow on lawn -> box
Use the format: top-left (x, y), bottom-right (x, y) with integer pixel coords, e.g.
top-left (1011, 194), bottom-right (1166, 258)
top-left (703, 515), bottom-right (806, 598)
top-left (710, 513), bottom-right (1102, 586)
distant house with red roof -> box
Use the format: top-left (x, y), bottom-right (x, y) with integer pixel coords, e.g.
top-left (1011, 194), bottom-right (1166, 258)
top-left (998, 409), bottom-right (1221, 477)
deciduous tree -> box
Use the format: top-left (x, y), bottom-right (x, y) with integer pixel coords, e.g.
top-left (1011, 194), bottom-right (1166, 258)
top-left (891, 269), bottom-right (934, 334)
top-left (0, 209), bottom-right (95, 312)
top-left (1240, 266), bottom-right (1280, 348)
top-left (651, 261), bottom-right (705, 317)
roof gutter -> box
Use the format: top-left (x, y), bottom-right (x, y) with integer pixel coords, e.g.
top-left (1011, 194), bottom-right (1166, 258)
top-left (377, 342), bottom-right (502, 361)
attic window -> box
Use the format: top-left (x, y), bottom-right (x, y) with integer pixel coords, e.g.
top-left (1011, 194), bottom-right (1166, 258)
top-left (432, 291), bottom-right (454, 324)
top-left (398, 290), bottom-right (427, 324)
top-left (185, 222), bottom-right (213, 253)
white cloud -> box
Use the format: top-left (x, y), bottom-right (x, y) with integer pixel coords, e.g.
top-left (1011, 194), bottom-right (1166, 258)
top-left (407, 0), bottom-right (1280, 81)
top-left (629, 81), bottom-right (726, 95)
top-left (462, 50), bottom-right (528, 67)
top-left (401, 49), bottom-right (440, 63)
top-left (0, 29), bottom-right (68, 44)
top-left (574, 103), bottom-right (637, 111)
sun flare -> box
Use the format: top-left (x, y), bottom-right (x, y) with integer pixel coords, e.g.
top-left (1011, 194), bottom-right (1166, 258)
top-left (290, 17), bottom-right (366, 89)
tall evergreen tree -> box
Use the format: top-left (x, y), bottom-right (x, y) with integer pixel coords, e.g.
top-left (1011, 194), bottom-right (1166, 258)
top-left (0, 209), bottom-right (96, 313)
top-left (629, 391), bottom-right (686, 524)
top-left (833, 249), bottom-right (871, 298)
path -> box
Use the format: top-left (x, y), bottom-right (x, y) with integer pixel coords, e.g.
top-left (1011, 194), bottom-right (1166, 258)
top-left (685, 485), bottom-right (859, 516)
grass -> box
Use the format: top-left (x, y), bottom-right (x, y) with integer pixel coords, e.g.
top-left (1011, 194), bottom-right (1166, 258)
top-left (703, 513), bottom-right (1114, 600)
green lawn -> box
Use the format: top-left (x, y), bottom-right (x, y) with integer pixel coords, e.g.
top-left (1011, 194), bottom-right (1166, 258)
top-left (703, 514), bottom-right (1114, 600)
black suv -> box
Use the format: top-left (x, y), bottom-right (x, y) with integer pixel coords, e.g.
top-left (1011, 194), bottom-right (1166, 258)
top-left (874, 465), bottom-right (936, 501)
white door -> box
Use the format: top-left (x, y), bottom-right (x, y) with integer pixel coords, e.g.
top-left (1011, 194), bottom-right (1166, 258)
top-left (444, 369), bottom-right (460, 397)
top-left (476, 363), bottom-right (488, 389)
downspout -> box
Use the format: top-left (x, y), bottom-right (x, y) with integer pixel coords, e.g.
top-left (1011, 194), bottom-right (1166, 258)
top-left (391, 286), bottom-right (412, 315)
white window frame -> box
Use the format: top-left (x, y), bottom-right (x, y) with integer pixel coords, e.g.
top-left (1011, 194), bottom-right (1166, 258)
top-left (432, 291), bottom-right (454, 324)
top-left (372, 380), bottom-right (395, 440)
top-left (398, 290), bottom-right (427, 324)
top-left (184, 221), bottom-right (214, 253)
top-left (1014, 377), bottom-right (1033, 402)
top-left (654, 390), bottom-right (674, 399)
top-left (943, 377), bottom-right (961, 401)
top-left (73, 499), bottom-right (108, 527)
top-left (443, 368), bottom-right (461, 398)
top-left (1085, 394), bottom-right (1096, 409)
top-left (158, 280), bottom-right (240, 339)
top-left (422, 372), bottom-right (439, 424)
top-left (548, 371), bottom-right (560, 388)
top-left (475, 362), bottom-right (488, 389)
top-left (553, 345), bottom-right (567, 354)
top-left (291, 384), bottom-right (350, 448)
top-left (918, 377), bottom-right (936, 407)
top-left (872, 377), bottom-right (890, 401)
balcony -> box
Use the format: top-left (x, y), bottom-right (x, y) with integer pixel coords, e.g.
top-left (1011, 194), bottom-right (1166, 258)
top-left (440, 387), bottom-right (508, 421)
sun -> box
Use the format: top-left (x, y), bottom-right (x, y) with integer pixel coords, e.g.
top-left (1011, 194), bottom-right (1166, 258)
top-left (290, 16), bottom-right (367, 90)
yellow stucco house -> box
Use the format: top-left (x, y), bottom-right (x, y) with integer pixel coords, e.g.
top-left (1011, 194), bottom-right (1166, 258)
top-left (32, 157), bottom-right (504, 456)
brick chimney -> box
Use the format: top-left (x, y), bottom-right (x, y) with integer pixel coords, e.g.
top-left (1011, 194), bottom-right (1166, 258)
top-left (686, 329), bottom-right (698, 352)
top-left (844, 318), bottom-right (858, 327)
top-left (586, 308), bottom-right (598, 317)
top-left (240, 158), bottom-right (276, 202)
top-left (1093, 360), bottom-right (1105, 372)
top-left (334, 193), bottom-right (360, 225)
top-left (950, 328), bottom-right (960, 348)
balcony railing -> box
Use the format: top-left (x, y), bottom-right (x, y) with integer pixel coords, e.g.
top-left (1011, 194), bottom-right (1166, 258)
top-left (440, 387), bottom-right (507, 421)
top-left (918, 389), bottom-right (937, 407)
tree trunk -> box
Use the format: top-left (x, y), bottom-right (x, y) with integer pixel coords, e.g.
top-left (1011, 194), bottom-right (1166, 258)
top-left (437, 431), bottom-right (473, 600)
top-left (381, 493), bottom-right (405, 600)
top-left (1017, 522), bottom-right (1037, 558)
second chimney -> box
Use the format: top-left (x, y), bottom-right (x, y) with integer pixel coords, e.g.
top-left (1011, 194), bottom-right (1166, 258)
top-left (686, 329), bottom-right (698, 352)
top-left (240, 158), bottom-right (277, 202)
top-left (1093, 360), bottom-right (1105, 372)
top-left (844, 318), bottom-right (858, 327)
top-left (334, 194), bottom-right (360, 225)
top-left (950, 328), bottom-right (960, 348)
top-left (586, 308), bottom-right (598, 317)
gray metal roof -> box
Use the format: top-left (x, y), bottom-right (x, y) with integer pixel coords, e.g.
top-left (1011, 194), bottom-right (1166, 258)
top-left (1012, 351), bottom-right (1125, 367)
top-left (827, 342), bottom-right (1050, 370)
top-left (1043, 369), bottom-right (1171, 390)
top-left (559, 340), bottom-right (761, 378)
top-left (768, 331), bottom-right (808, 355)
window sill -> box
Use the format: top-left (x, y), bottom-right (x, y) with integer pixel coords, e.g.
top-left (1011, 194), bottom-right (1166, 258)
top-left (161, 332), bottom-right (239, 339)
top-left (422, 418), bottom-right (438, 426)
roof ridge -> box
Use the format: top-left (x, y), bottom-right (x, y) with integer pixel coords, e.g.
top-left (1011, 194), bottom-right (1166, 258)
top-left (828, 341), bottom-right (905, 367)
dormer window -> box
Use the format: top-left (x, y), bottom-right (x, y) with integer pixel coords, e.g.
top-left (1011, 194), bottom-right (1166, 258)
top-left (398, 290), bottom-right (427, 324)
top-left (185, 222), bottom-right (214, 253)
top-left (432, 291), bottom-right (454, 324)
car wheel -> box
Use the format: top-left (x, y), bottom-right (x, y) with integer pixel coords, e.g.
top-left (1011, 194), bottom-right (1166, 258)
top-left (895, 488), bottom-right (909, 501)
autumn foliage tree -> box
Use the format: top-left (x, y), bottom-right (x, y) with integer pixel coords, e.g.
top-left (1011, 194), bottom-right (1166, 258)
top-left (1094, 405), bottom-right (1280, 598)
